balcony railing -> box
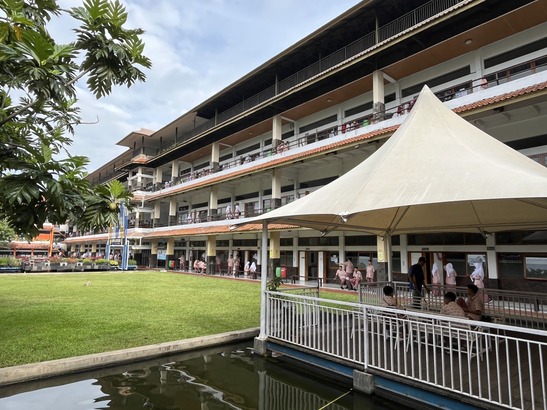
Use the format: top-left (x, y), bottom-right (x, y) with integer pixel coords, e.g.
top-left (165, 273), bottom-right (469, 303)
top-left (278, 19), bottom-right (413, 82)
top-left (131, 57), bottom-right (547, 196)
top-left (143, 0), bottom-right (469, 162)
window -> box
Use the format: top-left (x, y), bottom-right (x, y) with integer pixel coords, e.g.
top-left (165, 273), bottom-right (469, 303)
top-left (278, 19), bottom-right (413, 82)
top-left (525, 255), bottom-right (547, 280)
top-left (484, 38), bottom-right (547, 69)
top-left (299, 115), bottom-right (337, 133)
top-left (402, 66), bottom-right (471, 98)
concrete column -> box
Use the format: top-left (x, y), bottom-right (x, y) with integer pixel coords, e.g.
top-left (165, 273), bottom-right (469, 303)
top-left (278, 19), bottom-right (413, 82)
top-left (271, 169), bottom-right (282, 209)
top-left (171, 161), bottom-right (179, 183)
top-left (154, 167), bottom-right (163, 190)
top-left (372, 70), bottom-right (385, 122)
top-left (154, 202), bottom-right (161, 227)
top-left (209, 186), bottom-right (218, 221)
top-left (137, 167), bottom-right (143, 190)
top-left (150, 240), bottom-right (158, 268)
top-left (206, 235), bottom-right (216, 274)
top-left (211, 142), bottom-right (220, 172)
top-left (399, 234), bottom-right (408, 274)
top-left (486, 234), bottom-right (498, 289)
top-left (269, 231), bottom-right (280, 277)
top-left (272, 115), bottom-right (282, 151)
top-left (166, 238), bottom-right (175, 269)
top-left (91, 243), bottom-right (97, 254)
top-left (169, 198), bottom-right (177, 226)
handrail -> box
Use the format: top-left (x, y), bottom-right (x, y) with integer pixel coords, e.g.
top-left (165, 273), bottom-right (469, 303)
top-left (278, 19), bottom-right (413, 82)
top-left (266, 290), bottom-right (547, 409)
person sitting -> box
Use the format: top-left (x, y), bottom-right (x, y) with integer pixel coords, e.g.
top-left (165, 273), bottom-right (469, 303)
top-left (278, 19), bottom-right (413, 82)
top-left (459, 284), bottom-right (484, 320)
top-left (440, 292), bottom-right (466, 317)
top-left (335, 265), bottom-right (348, 289)
top-left (381, 285), bottom-right (399, 307)
top-left (350, 267), bottom-right (363, 290)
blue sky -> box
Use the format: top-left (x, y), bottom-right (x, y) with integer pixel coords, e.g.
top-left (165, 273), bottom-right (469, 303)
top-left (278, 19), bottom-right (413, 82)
top-left (53, 0), bottom-right (361, 172)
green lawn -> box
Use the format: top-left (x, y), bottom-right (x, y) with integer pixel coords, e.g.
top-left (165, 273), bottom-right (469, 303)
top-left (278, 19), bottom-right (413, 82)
top-left (0, 271), bottom-right (262, 367)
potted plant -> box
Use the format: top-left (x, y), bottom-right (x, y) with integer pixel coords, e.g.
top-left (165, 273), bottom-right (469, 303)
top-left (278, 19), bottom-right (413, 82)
top-left (94, 258), bottom-right (110, 271)
top-left (128, 259), bottom-right (138, 270)
top-left (49, 256), bottom-right (61, 271)
top-left (0, 257), bottom-right (21, 273)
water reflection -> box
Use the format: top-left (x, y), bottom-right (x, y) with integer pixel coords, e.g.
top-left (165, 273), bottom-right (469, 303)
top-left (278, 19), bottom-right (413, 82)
top-left (0, 342), bottom-right (399, 409)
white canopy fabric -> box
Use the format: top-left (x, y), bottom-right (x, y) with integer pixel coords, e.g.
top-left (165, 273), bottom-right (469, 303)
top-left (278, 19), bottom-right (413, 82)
top-left (248, 85), bottom-right (547, 236)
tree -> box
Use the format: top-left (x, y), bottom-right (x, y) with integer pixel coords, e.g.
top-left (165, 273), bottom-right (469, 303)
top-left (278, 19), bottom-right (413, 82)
top-left (0, 0), bottom-right (151, 239)
top-left (0, 218), bottom-right (17, 245)
top-left (79, 179), bottom-right (133, 232)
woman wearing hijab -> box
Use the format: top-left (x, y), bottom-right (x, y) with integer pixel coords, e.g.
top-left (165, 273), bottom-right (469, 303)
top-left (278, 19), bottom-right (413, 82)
top-left (470, 261), bottom-right (489, 302)
top-left (431, 263), bottom-right (441, 296)
top-left (444, 263), bottom-right (457, 292)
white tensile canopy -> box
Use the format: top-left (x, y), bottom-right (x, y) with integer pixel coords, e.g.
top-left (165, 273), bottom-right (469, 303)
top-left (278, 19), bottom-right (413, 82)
top-left (250, 85), bottom-right (547, 238)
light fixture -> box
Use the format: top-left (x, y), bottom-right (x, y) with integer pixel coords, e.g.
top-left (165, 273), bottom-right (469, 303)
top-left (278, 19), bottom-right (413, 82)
top-left (464, 39), bottom-right (472, 45)
top-left (339, 211), bottom-right (350, 224)
top-left (326, 98), bottom-right (333, 103)
top-left (320, 231), bottom-right (327, 237)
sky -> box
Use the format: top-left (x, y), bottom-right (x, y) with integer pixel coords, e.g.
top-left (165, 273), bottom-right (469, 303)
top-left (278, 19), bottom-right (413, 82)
top-left (50, 0), bottom-right (362, 173)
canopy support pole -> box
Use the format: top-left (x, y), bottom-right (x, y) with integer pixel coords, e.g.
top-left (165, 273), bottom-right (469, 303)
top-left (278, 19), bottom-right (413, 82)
top-left (386, 234), bottom-right (393, 282)
top-left (259, 221), bottom-right (268, 339)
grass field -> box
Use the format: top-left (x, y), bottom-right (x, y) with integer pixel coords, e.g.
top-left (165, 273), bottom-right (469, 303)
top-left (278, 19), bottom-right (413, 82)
top-left (0, 271), bottom-right (360, 368)
top-left (0, 271), bottom-right (263, 368)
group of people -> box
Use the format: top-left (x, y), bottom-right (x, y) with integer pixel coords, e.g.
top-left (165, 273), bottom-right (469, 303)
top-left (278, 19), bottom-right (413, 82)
top-left (408, 256), bottom-right (488, 319)
top-left (335, 258), bottom-right (376, 290)
top-left (225, 203), bottom-right (241, 219)
top-left (381, 283), bottom-right (485, 321)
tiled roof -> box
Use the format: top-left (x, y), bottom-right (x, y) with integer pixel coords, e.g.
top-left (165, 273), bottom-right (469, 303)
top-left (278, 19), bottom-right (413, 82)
top-left (453, 81), bottom-right (547, 112)
top-left (10, 241), bottom-right (50, 250)
top-left (143, 223), bottom-right (297, 239)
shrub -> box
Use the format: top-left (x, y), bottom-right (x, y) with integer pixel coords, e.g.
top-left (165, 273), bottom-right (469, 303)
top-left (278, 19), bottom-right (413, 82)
top-left (109, 260), bottom-right (119, 266)
top-left (0, 257), bottom-right (22, 267)
top-left (267, 276), bottom-right (283, 291)
top-left (82, 258), bottom-right (93, 264)
top-left (128, 259), bottom-right (137, 266)
top-left (95, 258), bottom-right (109, 264)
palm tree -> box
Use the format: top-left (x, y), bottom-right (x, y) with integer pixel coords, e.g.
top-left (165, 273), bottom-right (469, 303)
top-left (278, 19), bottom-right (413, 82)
top-left (78, 180), bottom-right (133, 233)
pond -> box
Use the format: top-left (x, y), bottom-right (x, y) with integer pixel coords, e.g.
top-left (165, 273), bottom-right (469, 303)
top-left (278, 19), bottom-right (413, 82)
top-left (0, 341), bottom-right (402, 409)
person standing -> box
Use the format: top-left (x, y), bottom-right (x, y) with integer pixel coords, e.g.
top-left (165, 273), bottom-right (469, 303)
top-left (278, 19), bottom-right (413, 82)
top-left (215, 254), bottom-right (221, 274)
top-left (250, 261), bottom-right (257, 279)
top-left (409, 256), bottom-right (429, 308)
top-left (344, 258), bottom-right (354, 289)
top-left (470, 261), bottom-right (489, 302)
top-left (233, 255), bottom-right (240, 277)
top-left (445, 263), bottom-right (457, 292)
top-left (244, 260), bottom-right (250, 277)
top-left (365, 260), bottom-right (375, 283)
top-left (227, 254), bottom-right (233, 276)
top-left (179, 254), bottom-right (186, 271)
top-left (431, 263), bottom-right (441, 296)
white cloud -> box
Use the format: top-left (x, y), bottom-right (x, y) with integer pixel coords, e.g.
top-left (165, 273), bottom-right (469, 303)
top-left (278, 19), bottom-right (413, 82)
top-left (50, 0), bottom-right (361, 172)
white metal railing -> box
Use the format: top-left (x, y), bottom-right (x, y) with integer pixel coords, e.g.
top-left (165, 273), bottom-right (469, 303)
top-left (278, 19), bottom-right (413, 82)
top-left (266, 291), bottom-right (547, 410)
top-left (390, 283), bottom-right (547, 330)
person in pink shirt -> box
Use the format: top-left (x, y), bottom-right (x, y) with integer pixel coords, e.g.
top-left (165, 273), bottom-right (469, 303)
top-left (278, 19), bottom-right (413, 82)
top-left (365, 260), bottom-right (375, 282)
top-left (350, 267), bottom-right (363, 290)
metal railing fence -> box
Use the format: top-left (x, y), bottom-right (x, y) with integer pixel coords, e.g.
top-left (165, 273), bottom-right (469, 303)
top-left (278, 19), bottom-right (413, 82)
top-left (390, 282), bottom-right (547, 330)
top-left (265, 290), bottom-right (547, 410)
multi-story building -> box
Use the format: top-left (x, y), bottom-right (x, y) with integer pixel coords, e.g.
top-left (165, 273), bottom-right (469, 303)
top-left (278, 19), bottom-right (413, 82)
top-left (65, 0), bottom-right (547, 292)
